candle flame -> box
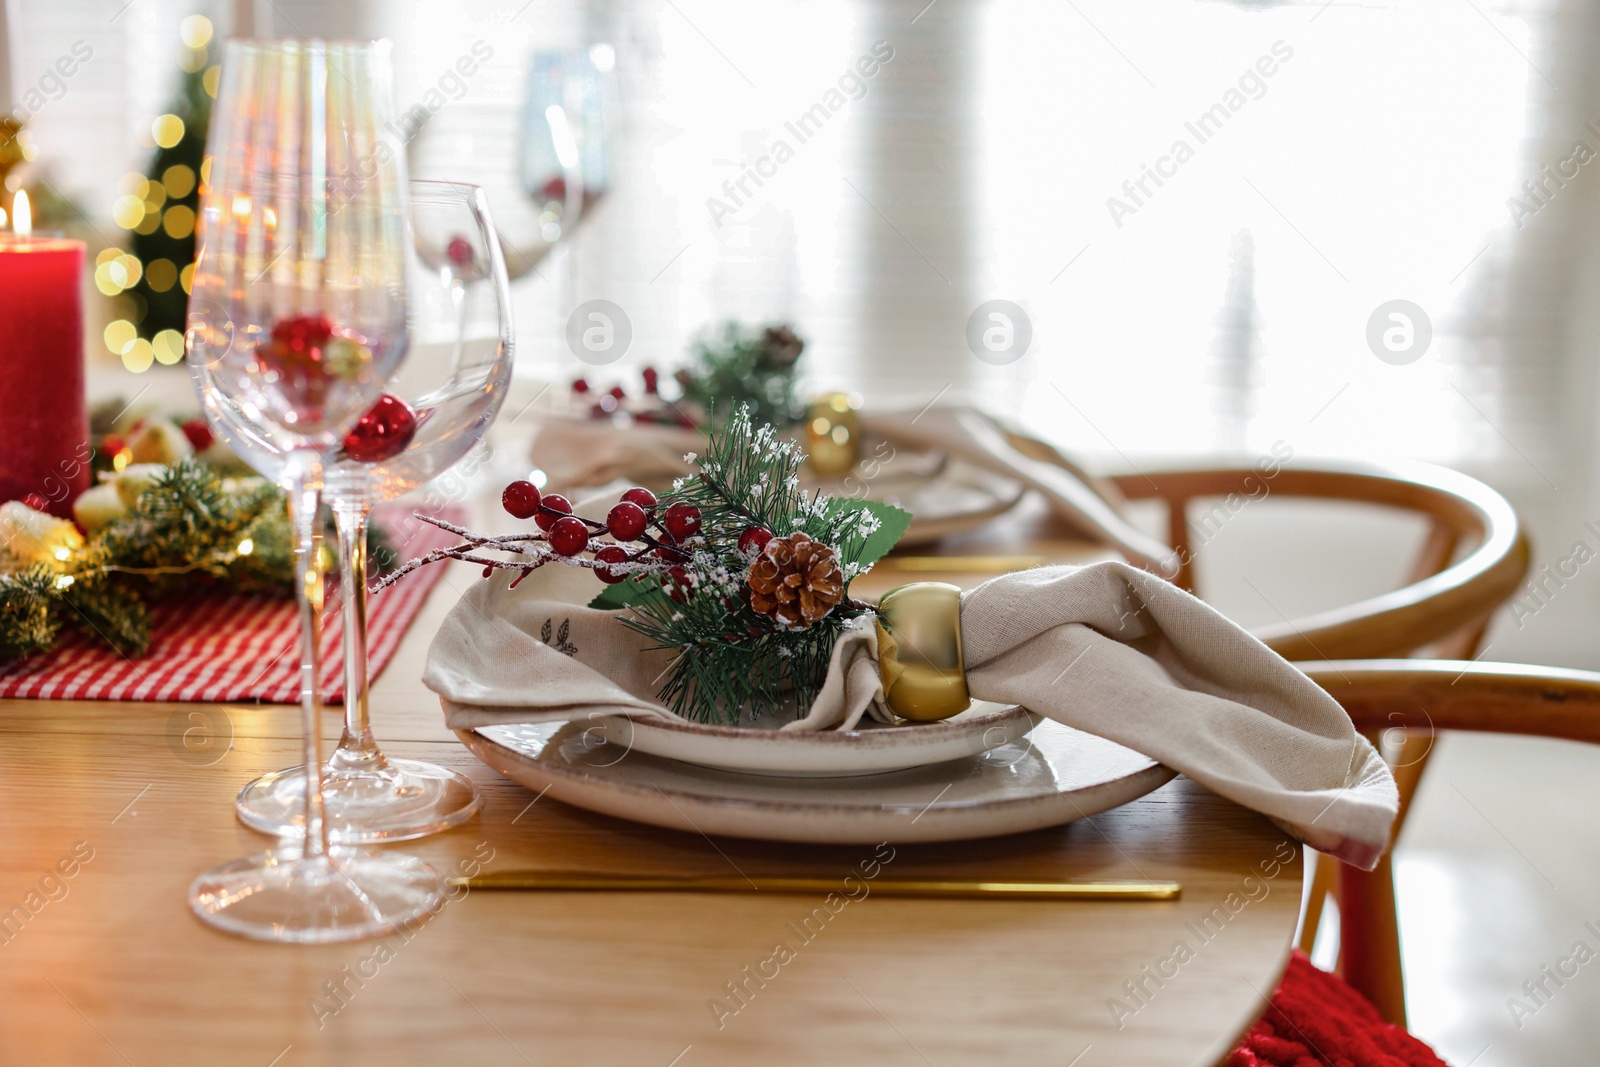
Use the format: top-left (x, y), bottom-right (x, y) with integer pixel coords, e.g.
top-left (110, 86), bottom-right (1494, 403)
top-left (12, 190), bottom-right (31, 237)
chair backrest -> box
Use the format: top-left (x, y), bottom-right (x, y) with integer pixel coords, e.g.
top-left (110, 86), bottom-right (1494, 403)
top-left (1295, 660), bottom-right (1600, 1025)
top-left (1104, 460), bottom-right (1530, 661)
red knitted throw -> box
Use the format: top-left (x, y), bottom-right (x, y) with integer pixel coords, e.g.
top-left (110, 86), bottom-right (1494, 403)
top-left (1228, 952), bottom-right (1451, 1067)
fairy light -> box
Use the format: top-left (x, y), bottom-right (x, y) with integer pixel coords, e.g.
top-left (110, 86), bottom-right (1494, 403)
top-left (54, 575), bottom-right (74, 590)
top-left (237, 538), bottom-right (254, 556)
top-left (53, 547), bottom-right (70, 562)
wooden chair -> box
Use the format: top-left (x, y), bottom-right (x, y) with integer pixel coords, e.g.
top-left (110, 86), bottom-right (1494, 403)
top-left (1014, 450), bottom-right (1532, 1021)
top-left (1295, 660), bottom-right (1600, 1025)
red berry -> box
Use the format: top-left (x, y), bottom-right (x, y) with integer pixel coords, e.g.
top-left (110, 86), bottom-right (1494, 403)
top-left (606, 501), bottom-right (648, 541)
top-left (641, 366), bottom-right (659, 394)
top-left (179, 419), bottom-right (214, 453)
top-left (737, 526), bottom-right (773, 556)
top-left (608, 385), bottom-right (626, 401)
top-left (651, 536), bottom-right (688, 563)
top-left (342, 394), bottom-right (418, 463)
top-left (535, 494), bottom-right (572, 531)
top-left (572, 378), bottom-right (591, 394)
top-left (99, 435), bottom-right (126, 459)
top-left (620, 487), bottom-right (656, 512)
top-left (447, 235), bottom-right (474, 269)
top-left (663, 503), bottom-right (702, 540)
top-left (662, 565), bottom-right (691, 603)
top-left (593, 545), bottom-right (630, 584)
top-left (502, 480), bottom-right (542, 519)
top-left (548, 515), bottom-right (589, 557)
top-left (539, 175), bottom-right (567, 203)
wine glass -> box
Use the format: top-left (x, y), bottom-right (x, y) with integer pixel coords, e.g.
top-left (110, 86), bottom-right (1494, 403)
top-left (211, 180), bottom-right (513, 842)
top-left (184, 38), bottom-right (444, 943)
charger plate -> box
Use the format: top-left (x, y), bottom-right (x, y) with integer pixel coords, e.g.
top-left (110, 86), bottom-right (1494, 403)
top-left (457, 718), bottom-right (1176, 845)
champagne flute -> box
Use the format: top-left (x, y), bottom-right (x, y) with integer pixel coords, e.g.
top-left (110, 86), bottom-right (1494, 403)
top-left (185, 39), bottom-right (444, 942)
top-left (208, 180), bottom-right (513, 842)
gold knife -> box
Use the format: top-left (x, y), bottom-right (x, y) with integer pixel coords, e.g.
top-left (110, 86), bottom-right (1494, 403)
top-left (450, 871), bottom-right (1180, 900)
top-left (877, 555), bottom-right (1047, 573)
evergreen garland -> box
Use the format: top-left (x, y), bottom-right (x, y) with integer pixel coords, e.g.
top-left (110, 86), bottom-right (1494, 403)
top-left (0, 460), bottom-right (392, 664)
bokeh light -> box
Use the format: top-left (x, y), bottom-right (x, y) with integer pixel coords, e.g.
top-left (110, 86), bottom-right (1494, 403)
top-left (151, 115), bottom-right (185, 149)
top-left (179, 15), bottom-right (213, 49)
top-left (153, 329), bottom-right (185, 365)
top-left (145, 258), bottom-right (177, 292)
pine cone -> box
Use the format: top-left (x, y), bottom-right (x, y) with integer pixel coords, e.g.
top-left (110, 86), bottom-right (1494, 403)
top-left (746, 532), bottom-right (844, 629)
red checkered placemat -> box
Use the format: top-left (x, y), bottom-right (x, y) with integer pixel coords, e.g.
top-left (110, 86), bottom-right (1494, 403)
top-left (0, 506), bottom-right (464, 704)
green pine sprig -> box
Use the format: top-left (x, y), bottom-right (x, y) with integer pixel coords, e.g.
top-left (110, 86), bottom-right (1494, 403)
top-left (590, 406), bottom-right (910, 723)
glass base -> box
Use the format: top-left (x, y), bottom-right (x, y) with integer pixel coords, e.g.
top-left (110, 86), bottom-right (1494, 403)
top-left (188, 847), bottom-right (445, 944)
top-left (236, 759), bottom-right (481, 843)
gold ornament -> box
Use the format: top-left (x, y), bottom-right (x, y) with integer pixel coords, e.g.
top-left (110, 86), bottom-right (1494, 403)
top-left (875, 582), bottom-right (970, 721)
top-left (804, 392), bottom-right (862, 477)
top-left (0, 501), bottom-right (84, 573)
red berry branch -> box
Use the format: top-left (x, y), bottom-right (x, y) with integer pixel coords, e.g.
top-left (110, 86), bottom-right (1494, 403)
top-left (369, 481), bottom-right (702, 595)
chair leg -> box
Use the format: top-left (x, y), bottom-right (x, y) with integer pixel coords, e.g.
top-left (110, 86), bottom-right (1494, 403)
top-left (1339, 850), bottom-right (1407, 1027)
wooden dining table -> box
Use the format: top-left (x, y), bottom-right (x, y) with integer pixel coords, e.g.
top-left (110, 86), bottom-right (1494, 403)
top-left (0, 500), bottom-right (1304, 1066)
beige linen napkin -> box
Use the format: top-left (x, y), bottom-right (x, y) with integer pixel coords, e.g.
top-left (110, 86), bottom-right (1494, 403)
top-left (425, 560), bottom-right (1396, 870)
top-left (526, 406), bottom-right (1178, 575)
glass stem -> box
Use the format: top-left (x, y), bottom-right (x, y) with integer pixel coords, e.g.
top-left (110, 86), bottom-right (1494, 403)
top-left (284, 451), bottom-right (331, 862)
top-left (330, 495), bottom-right (389, 777)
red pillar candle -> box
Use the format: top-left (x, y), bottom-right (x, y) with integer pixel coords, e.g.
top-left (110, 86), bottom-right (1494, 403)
top-left (0, 191), bottom-right (88, 518)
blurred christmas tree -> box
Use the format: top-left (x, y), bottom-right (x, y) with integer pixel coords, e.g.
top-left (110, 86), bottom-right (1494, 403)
top-left (102, 15), bottom-right (217, 371)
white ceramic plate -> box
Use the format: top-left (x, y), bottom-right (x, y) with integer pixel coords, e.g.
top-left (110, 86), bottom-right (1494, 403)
top-left (458, 719), bottom-right (1176, 845)
top-left (584, 701), bottom-right (1039, 778)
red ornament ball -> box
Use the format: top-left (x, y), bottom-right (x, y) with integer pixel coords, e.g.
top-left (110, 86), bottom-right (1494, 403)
top-left (606, 501), bottom-right (648, 541)
top-left (572, 378), bottom-right (591, 395)
top-left (446, 235), bottom-right (474, 269)
top-left (271, 314), bottom-right (334, 358)
top-left (502, 480), bottom-right (542, 519)
top-left (593, 545), bottom-right (631, 584)
top-left (641, 366), bottom-right (659, 394)
top-left (535, 494), bottom-right (572, 531)
top-left (342, 394), bottom-right (418, 463)
top-left (737, 526), bottom-right (773, 557)
top-left (99, 435), bottom-right (126, 459)
top-left (548, 515), bottom-right (590, 557)
top-left (620, 486), bottom-right (656, 512)
top-left (179, 419), bottom-right (214, 453)
top-left (663, 503), bottom-right (702, 540)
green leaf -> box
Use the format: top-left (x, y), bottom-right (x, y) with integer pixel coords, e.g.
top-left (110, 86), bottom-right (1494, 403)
top-left (829, 497), bottom-right (912, 568)
top-left (587, 574), bottom-right (658, 612)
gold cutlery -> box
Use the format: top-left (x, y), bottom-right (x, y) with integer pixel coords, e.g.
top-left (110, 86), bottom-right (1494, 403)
top-left (449, 871), bottom-right (1181, 900)
top-left (877, 555), bottom-right (1046, 573)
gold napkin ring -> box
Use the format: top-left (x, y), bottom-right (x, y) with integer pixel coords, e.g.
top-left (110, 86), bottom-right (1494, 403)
top-left (875, 582), bottom-right (970, 721)
top-left (804, 392), bottom-right (862, 476)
